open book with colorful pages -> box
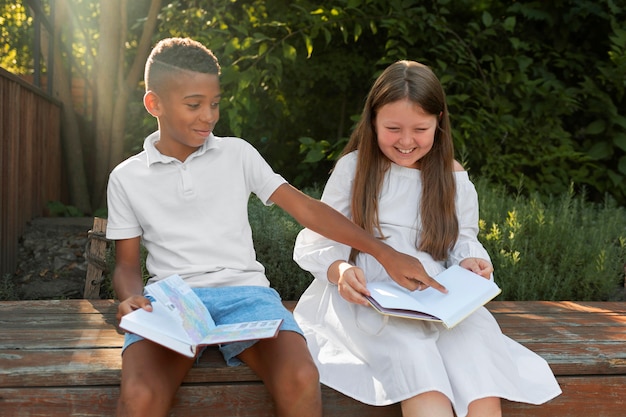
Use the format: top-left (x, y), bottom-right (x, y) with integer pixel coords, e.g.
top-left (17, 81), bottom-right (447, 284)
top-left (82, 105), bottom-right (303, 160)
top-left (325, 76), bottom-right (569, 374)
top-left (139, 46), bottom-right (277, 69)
top-left (119, 274), bottom-right (282, 358)
top-left (365, 265), bottom-right (501, 329)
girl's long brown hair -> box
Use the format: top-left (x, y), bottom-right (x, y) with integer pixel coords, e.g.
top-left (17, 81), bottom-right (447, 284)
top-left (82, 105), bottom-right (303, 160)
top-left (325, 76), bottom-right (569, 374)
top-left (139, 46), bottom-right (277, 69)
top-left (343, 61), bottom-right (458, 262)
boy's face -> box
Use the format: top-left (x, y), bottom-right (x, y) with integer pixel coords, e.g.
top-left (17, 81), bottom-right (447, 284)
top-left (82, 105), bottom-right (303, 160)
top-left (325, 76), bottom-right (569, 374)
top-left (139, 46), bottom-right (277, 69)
top-left (145, 70), bottom-right (221, 161)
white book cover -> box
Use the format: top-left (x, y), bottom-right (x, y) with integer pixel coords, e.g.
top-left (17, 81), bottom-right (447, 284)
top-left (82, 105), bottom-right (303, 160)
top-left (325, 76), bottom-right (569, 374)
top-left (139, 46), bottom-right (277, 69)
top-left (365, 265), bottom-right (501, 329)
top-left (120, 275), bottom-right (282, 357)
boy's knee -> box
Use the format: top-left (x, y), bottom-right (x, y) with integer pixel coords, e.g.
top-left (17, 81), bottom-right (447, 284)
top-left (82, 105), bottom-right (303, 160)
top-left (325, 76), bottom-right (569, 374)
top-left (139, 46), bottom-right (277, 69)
top-left (118, 379), bottom-right (170, 416)
top-left (271, 360), bottom-right (322, 417)
top-left (286, 359), bottom-right (320, 395)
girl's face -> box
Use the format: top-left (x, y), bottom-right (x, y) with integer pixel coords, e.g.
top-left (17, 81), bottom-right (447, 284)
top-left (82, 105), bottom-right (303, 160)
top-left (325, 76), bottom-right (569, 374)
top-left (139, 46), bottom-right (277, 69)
top-left (374, 99), bottom-right (438, 169)
top-left (145, 70), bottom-right (221, 162)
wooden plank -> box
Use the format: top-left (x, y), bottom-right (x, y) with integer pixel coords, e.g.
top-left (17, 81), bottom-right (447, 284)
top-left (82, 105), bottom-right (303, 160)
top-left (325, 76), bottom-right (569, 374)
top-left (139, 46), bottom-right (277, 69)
top-left (0, 349), bottom-right (123, 387)
top-left (0, 347), bottom-right (263, 387)
top-left (487, 301), bottom-right (626, 314)
top-left (515, 343), bottom-right (626, 375)
top-left (0, 298), bottom-right (118, 313)
top-left (0, 330), bottom-right (123, 349)
top-left (3, 299), bottom-right (624, 319)
top-left (501, 375), bottom-right (626, 417)
top-left (3, 299), bottom-right (624, 317)
top-left (3, 338), bottom-right (623, 389)
top-left (495, 323), bottom-right (626, 341)
top-left (0, 385), bottom-right (402, 417)
top-left (0, 376), bottom-right (624, 417)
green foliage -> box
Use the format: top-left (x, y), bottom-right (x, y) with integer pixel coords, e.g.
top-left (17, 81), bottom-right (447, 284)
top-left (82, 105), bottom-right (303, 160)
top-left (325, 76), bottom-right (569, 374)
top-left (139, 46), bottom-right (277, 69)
top-left (5, 0), bottom-right (624, 205)
top-left (248, 193), bottom-right (316, 300)
top-left (0, 1), bottom-right (32, 73)
top-left (46, 201), bottom-right (84, 217)
top-left (146, 0), bottom-right (626, 205)
top-left (476, 178), bottom-right (626, 301)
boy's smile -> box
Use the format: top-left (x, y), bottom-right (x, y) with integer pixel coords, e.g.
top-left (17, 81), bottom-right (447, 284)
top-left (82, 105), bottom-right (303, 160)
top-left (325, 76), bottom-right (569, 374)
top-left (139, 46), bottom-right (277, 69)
top-left (145, 71), bottom-right (221, 162)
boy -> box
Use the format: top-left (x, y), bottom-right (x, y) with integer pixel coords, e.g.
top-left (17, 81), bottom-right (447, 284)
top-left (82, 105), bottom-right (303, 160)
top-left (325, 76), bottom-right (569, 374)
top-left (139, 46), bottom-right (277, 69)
top-left (107, 37), bottom-right (443, 417)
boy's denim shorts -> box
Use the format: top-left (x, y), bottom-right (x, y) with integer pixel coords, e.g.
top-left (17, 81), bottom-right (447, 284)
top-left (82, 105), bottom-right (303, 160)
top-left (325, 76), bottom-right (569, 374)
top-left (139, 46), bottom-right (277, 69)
top-left (122, 285), bottom-right (303, 366)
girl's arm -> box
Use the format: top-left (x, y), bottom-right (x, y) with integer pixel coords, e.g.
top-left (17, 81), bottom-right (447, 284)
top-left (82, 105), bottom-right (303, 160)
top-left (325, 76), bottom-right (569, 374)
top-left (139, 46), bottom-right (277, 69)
top-left (449, 174), bottom-right (492, 266)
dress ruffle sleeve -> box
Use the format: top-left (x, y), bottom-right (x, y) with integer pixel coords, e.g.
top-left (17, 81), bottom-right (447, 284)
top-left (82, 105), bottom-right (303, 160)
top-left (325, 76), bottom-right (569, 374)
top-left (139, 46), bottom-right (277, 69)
top-left (447, 172), bottom-right (492, 268)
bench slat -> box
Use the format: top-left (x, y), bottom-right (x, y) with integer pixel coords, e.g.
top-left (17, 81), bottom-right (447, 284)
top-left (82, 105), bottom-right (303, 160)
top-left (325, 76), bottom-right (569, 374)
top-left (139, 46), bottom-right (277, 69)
top-left (1, 376), bottom-right (624, 417)
top-left (0, 385), bottom-right (402, 417)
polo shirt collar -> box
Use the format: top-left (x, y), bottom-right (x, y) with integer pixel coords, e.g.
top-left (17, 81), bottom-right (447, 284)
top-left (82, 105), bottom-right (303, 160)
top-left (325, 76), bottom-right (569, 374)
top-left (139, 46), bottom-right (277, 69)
top-left (143, 131), bottom-right (219, 166)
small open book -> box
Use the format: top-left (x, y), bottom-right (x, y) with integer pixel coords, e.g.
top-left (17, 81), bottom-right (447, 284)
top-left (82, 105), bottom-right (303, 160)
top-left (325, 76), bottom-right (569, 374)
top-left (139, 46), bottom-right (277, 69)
top-left (365, 265), bottom-right (501, 329)
top-left (119, 274), bottom-right (282, 357)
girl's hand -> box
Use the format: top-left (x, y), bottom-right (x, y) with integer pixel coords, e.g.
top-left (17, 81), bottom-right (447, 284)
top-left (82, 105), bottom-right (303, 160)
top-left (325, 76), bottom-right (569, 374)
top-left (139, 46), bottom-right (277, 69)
top-left (116, 295), bottom-right (153, 324)
top-left (459, 258), bottom-right (493, 279)
top-left (334, 262), bottom-right (371, 306)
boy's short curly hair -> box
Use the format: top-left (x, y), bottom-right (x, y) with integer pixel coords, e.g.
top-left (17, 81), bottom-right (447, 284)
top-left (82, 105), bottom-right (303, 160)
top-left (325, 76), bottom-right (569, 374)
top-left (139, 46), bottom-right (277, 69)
top-left (144, 37), bottom-right (221, 92)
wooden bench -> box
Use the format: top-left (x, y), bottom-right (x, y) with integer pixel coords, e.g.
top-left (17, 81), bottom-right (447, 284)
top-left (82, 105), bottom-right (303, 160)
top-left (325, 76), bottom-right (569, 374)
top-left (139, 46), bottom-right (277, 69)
top-left (1, 218), bottom-right (625, 416)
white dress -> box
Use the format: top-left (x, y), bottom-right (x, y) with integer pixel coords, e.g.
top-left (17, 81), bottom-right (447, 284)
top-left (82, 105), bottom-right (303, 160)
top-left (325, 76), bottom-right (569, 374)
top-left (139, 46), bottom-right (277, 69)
top-left (293, 152), bottom-right (561, 417)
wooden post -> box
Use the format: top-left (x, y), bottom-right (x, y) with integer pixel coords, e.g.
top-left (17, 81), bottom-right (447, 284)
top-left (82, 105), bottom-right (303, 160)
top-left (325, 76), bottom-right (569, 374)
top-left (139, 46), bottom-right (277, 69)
top-left (83, 217), bottom-right (109, 299)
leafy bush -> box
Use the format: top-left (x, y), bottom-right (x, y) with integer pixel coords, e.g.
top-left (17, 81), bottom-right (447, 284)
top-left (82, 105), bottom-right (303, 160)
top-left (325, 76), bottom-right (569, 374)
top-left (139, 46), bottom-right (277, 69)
top-left (46, 201), bottom-right (84, 217)
top-left (476, 178), bottom-right (626, 300)
top-left (248, 196), bottom-right (316, 300)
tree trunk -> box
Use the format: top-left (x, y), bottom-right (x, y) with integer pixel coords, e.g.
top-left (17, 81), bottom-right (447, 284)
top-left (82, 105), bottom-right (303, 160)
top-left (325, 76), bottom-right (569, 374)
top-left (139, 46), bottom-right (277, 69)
top-left (47, 0), bottom-right (92, 214)
top-left (92, 0), bottom-right (122, 210)
top-left (91, 0), bottom-right (162, 209)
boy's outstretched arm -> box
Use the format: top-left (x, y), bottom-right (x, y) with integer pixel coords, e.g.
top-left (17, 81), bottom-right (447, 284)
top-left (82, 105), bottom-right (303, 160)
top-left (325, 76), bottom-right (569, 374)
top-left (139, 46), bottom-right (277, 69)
top-left (112, 236), bottom-right (153, 323)
top-left (270, 184), bottom-right (447, 293)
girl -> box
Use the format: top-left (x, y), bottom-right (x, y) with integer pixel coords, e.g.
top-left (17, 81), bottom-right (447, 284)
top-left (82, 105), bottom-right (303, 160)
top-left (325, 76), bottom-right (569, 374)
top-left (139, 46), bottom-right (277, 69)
top-left (292, 61), bottom-right (561, 417)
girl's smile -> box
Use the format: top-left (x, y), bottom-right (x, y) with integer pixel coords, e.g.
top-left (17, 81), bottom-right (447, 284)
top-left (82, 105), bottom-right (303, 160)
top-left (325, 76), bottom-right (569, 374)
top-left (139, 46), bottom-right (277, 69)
top-left (374, 99), bottom-right (438, 169)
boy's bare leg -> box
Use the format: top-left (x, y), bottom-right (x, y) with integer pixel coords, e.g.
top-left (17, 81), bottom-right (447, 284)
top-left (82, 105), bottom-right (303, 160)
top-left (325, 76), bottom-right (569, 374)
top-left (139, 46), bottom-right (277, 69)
top-left (117, 340), bottom-right (196, 417)
top-left (238, 331), bottom-right (322, 417)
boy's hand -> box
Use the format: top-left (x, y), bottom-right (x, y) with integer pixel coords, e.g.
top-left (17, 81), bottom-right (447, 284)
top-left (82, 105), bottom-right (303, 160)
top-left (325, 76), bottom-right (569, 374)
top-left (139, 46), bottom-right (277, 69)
top-left (381, 250), bottom-right (447, 293)
top-left (459, 258), bottom-right (493, 279)
top-left (116, 295), bottom-right (153, 324)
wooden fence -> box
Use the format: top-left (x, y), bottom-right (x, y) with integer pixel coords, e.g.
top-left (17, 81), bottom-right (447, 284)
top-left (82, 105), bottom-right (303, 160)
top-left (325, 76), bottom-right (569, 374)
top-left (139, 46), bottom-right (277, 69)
top-left (0, 67), bottom-right (63, 276)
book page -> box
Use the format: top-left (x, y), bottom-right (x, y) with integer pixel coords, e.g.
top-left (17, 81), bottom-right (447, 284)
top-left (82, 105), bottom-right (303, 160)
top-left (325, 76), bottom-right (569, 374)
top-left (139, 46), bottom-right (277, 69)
top-left (120, 301), bottom-right (196, 350)
top-left (145, 275), bottom-right (216, 344)
top-left (200, 319), bottom-right (283, 345)
top-left (366, 265), bottom-right (501, 327)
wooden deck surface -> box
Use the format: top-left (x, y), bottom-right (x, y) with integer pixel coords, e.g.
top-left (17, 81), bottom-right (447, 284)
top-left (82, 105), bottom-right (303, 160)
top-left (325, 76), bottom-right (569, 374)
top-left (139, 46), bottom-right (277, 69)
top-left (1, 299), bottom-right (625, 416)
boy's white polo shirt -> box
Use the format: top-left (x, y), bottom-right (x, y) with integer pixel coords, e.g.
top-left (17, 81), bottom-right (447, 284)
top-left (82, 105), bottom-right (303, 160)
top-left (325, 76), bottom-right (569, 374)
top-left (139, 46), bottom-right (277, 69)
top-left (106, 132), bottom-right (287, 288)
